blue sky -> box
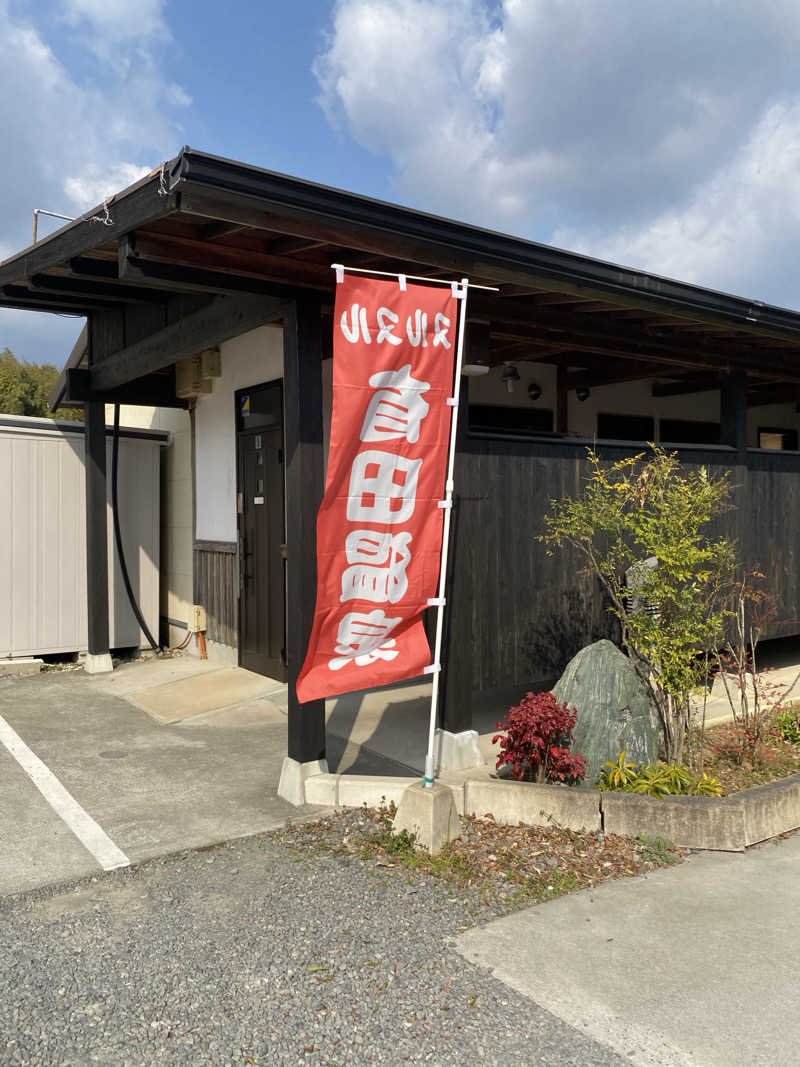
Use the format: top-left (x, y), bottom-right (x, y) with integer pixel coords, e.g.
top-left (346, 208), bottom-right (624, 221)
top-left (4, 0), bottom-right (800, 364)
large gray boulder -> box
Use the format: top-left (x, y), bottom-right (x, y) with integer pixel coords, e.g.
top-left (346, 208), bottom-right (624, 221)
top-left (552, 639), bottom-right (659, 786)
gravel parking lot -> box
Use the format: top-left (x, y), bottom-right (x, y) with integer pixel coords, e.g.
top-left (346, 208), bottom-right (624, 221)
top-left (0, 830), bottom-right (626, 1066)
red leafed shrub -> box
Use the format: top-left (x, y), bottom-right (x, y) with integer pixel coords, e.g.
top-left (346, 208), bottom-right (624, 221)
top-left (711, 723), bottom-right (781, 770)
top-left (493, 692), bottom-right (587, 784)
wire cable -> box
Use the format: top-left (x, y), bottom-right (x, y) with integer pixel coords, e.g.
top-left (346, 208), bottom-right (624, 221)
top-left (111, 404), bottom-right (162, 653)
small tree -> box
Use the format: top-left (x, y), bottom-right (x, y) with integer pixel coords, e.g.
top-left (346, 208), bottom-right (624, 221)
top-left (541, 447), bottom-right (735, 763)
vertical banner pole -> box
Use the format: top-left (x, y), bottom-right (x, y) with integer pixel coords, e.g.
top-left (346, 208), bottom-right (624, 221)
top-left (423, 278), bottom-right (470, 786)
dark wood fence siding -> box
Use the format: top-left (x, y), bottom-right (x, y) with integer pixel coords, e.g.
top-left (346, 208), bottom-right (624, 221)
top-left (453, 439), bottom-right (800, 692)
top-left (193, 540), bottom-right (238, 650)
top-left (740, 453), bottom-right (800, 631)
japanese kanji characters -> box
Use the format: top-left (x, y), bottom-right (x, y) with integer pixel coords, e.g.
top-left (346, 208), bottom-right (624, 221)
top-left (297, 273), bottom-right (459, 703)
top-left (346, 450), bottom-right (422, 525)
top-left (339, 304), bottom-right (452, 349)
top-left (340, 530), bottom-right (412, 604)
top-left (328, 610), bottom-right (401, 670)
top-left (360, 365), bottom-right (430, 444)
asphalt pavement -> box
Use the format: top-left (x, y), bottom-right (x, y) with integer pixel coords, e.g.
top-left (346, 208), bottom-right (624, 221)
top-left (0, 664), bottom-right (407, 897)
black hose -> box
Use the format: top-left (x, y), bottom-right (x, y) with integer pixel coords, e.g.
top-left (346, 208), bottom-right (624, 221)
top-left (111, 404), bottom-right (161, 653)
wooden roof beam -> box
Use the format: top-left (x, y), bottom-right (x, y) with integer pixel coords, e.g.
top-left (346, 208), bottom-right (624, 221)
top-left (479, 302), bottom-right (798, 375)
top-left (29, 273), bottom-right (169, 305)
top-left (91, 294), bottom-right (291, 392)
top-left (0, 284), bottom-right (109, 313)
top-left (266, 235), bottom-right (328, 256)
top-left (198, 220), bottom-right (250, 241)
top-left (564, 360), bottom-right (671, 390)
top-left (652, 374), bottom-right (723, 397)
top-left (747, 384), bottom-right (800, 407)
top-left (120, 231), bottom-right (331, 292)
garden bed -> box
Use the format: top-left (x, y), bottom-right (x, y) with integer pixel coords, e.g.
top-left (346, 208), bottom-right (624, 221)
top-left (694, 710), bottom-right (800, 794)
top-left (461, 769), bottom-right (800, 851)
top-left (278, 805), bottom-right (686, 913)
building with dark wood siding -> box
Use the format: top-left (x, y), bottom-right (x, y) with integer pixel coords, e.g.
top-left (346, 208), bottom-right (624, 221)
top-left (4, 147), bottom-right (800, 774)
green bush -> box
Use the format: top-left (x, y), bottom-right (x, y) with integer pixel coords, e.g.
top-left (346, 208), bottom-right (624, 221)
top-left (776, 709), bottom-right (800, 745)
top-left (597, 750), bottom-right (723, 797)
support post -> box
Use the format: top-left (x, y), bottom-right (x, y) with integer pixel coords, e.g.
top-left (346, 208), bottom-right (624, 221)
top-left (720, 370), bottom-right (748, 454)
top-left (435, 474), bottom-right (483, 770)
top-left (84, 311), bottom-right (124, 673)
top-left (84, 395), bottom-right (112, 673)
top-left (282, 297), bottom-right (326, 769)
top-left (439, 491), bottom-right (472, 733)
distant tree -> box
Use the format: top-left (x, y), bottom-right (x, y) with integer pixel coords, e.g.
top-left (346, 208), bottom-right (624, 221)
top-left (0, 348), bottom-right (81, 421)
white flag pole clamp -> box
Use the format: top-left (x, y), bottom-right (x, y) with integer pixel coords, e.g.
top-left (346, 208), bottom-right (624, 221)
top-left (398, 273), bottom-right (407, 291)
top-left (451, 281), bottom-right (467, 299)
top-left (427, 596), bottom-right (446, 607)
top-left (437, 499), bottom-right (452, 510)
top-left (447, 397), bottom-right (458, 407)
top-left (333, 264), bottom-right (344, 284)
top-left (423, 663), bottom-right (441, 675)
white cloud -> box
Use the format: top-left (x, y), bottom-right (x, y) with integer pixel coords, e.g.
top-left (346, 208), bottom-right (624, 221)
top-left (316, 0), bottom-right (800, 306)
top-left (0, 0), bottom-right (190, 361)
top-left (555, 101), bottom-right (800, 305)
top-left (63, 162), bottom-right (154, 212)
top-left (61, 0), bottom-right (168, 41)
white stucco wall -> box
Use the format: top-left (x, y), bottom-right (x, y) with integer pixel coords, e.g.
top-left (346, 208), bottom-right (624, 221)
top-left (108, 403), bottom-right (192, 639)
top-left (194, 324), bottom-right (284, 542)
top-left (467, 365), bottom-right (800, 446)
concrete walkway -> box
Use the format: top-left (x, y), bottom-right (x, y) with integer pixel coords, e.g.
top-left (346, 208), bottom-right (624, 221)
top-left (0, 669), bottom-right (315, 896)
top-left (0, 655), bottom-right (426, 897)
top-left (457, 833), bottom-right (800, 1067)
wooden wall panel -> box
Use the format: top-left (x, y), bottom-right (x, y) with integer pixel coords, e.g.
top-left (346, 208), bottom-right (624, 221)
top-left (193, 540), bottom-right (238, 651)
top-left (454, 439), bottom-right (800, 693)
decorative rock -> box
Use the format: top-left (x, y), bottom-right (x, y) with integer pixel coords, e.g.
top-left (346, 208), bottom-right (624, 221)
top-left (553, 639), bottom-right (659, 785)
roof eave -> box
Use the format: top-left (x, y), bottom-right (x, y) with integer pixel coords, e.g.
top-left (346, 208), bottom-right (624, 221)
top-left (176, 147), bottom-right (800, 337)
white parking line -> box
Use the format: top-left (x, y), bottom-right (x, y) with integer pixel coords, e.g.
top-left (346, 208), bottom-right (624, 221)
top-left (0, 715), bottom-right (129, 872)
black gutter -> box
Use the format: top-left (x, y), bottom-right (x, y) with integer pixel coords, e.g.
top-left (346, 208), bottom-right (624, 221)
top-left (177, 147), bottom-right (800, 339)
top-left (48, 324), bottom-right (88, 412)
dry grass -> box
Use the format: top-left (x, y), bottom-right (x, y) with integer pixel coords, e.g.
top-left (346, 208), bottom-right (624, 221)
top-left (277, 804), bottom-right (686, 912)
top-left (693, 707), bottom-right (800, 794)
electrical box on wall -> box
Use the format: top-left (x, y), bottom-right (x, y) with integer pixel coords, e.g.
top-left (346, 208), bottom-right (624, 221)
top-left (176, 349), bottom-right (225, 398)
top-left (188, 604), bottom-right (207, 633)
top-left (199, 347), bottom-right (222, 379)
top-left (176, 356), bottom-right (213, 398)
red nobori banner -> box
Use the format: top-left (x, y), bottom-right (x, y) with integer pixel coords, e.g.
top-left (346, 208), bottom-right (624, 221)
top-left (296, 274), bottom-right (460, 703)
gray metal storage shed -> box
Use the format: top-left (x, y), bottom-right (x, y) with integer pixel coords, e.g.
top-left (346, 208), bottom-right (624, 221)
top-left (0, 415), bottom-right (166, 659)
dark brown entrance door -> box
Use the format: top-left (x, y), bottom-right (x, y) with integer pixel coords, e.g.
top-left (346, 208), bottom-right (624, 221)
top-left (236, 381), bottom-right (287, 680)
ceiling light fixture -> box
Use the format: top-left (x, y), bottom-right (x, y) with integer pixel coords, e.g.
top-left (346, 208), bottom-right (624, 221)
top-left (461, 358), bottom-right (491, 376)
top-left (501, 363), bottom-right (521, 393)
